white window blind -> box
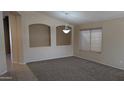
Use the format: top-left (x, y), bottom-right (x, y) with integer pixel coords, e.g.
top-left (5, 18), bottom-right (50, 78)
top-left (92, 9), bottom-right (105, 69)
top-left (79, 30), bottom-right (90, 51)
top-left (79, 28), bottom-right (102, 53)
top-left (91, 29), bottom-right (102, 52)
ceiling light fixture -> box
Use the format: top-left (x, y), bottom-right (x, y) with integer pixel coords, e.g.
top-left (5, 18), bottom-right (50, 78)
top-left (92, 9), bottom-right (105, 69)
top-left (63, 12), bottom-right (71, 34)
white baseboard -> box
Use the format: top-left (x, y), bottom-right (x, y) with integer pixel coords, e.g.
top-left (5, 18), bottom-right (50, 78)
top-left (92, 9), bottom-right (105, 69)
top-left (75, 55), bottom-right (124, 71)
top-left (24, 55), bottom-right (74, 64)
top-left (12, 61), bottom-right (26, 64)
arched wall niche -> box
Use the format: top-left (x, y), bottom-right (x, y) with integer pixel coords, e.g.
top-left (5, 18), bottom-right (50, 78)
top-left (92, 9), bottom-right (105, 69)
top-left (56, 25), bottom-right (72, 46)
top-left (29, 24), bottom-right (51, 47)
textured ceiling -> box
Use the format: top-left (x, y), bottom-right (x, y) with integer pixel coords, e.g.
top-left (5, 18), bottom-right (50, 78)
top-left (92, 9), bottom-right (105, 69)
top-left (41, 11), bottom-right (124, 25)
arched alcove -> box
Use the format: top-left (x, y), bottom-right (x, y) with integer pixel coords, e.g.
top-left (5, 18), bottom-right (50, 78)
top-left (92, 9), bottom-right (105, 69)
top-left (29, 24), bottom-right (51, 47)
top-left (56, 25), bottom-right (72, 46)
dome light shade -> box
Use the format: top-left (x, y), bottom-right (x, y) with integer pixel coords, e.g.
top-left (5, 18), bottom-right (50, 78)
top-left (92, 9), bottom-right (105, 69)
top-left (63, 29), bottom-right (70, 34)
top-left (63, 25), bottom-right (71, 34)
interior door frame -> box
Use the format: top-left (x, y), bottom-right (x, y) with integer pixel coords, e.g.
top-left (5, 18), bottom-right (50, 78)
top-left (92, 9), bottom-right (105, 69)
top-left (8, 11), bottom-right (23, 64)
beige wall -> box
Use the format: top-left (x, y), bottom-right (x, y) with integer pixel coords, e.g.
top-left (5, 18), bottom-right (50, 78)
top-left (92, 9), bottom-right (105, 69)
top-left (0, 11), bottom-right (7, 75)
top-left (74, 18), bottom-right (124, 70)
top-left (20, 12), bottom-right (73, 63)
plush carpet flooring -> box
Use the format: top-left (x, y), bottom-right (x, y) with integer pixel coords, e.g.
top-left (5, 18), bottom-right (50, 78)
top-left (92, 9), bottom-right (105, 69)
top-left (27, 57), bottom-right (124, 81)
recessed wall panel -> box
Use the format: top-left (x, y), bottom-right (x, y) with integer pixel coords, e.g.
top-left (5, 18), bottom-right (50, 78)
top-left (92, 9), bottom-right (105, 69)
top-left (56, 26), bottom-right (72, 46)
top-left (29, 24), bottom-right (50, 47)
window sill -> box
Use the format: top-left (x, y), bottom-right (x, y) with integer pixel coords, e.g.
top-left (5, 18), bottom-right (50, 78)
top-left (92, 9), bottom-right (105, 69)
top-left (79, 49), bottom-right (102, 54)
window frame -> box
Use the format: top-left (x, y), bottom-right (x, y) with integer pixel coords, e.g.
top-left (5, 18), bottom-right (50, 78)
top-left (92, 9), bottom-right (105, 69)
top-left (80, 27), bottom-right (102, 53)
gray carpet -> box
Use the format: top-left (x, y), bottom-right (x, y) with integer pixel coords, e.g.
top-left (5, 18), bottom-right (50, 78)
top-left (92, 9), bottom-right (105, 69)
top-left (27, 57), bottom-right (124, 81)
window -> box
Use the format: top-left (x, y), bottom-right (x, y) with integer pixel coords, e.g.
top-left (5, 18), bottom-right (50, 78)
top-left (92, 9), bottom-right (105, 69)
top-left (56, 26), bottom-right (72, 46)
top-left (29, 24), bottom-right (51, 47)
top-left (79, 28), bottom-right (102, 53)
top-left (79, 30), bottom-right (90, 51)
top-left (91, 29), bottom-right (102, 52)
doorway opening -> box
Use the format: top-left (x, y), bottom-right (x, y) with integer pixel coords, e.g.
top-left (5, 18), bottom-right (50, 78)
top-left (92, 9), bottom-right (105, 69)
top-left (3, 16), bottom-right (12, 75)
